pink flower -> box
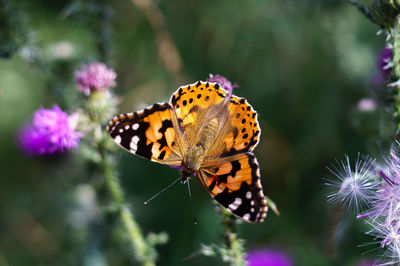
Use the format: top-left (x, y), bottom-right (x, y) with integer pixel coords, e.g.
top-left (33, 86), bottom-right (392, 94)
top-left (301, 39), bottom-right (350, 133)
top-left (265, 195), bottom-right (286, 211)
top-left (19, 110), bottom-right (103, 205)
top-left (207, 74), bottom-right (238, 96)
top-left (246, 249), bottom-right (292, 266)
top-left (18, 105), bottom-right (81, 155)
top-left (75, 62), bottom-right (116, 95)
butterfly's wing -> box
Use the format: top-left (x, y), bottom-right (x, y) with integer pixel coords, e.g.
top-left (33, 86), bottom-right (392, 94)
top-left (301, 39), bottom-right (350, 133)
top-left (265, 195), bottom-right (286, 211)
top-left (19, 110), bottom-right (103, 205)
top-left (169, 81), bottom-right (260, 158)
top-left (107, 103), bottom-right (182, 166)
top-left (205, 95), bottom-right (261, 159)
top-left (169, 81), bottom-right (229, 148)
top-left (169, 81), bottom-right (266, 222)
top-left (197, 152), bottom-right (267, 223)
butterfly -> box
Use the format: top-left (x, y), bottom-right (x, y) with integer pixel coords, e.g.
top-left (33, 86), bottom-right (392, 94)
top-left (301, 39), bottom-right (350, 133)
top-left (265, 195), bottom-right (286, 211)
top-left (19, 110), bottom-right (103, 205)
top-left (107, 81), bottom-right (267, 223)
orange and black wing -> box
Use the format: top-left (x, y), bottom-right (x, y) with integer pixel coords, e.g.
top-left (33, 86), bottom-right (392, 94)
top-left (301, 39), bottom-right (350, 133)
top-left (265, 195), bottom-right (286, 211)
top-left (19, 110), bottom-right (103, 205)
top-left (107, 103), bottom-right (182, 165)
top-left (197, 153), bottom-right (267, 223)
top-left (205, 95), bottom-right (261, 159)
top-left (169, 81), bottom-right (229, 147)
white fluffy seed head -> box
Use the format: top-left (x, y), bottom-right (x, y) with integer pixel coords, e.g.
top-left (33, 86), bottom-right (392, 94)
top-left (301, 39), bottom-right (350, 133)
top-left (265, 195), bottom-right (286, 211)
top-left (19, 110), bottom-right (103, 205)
top-left (325, 154), bottom-right (378, 214)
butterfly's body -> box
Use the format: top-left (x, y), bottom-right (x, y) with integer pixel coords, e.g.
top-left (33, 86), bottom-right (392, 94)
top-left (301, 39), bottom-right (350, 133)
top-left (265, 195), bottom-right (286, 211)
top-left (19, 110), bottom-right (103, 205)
top-left (107, 81), bottom-right (268, 223)
top-left (182, 117), bottom-right (219, 180)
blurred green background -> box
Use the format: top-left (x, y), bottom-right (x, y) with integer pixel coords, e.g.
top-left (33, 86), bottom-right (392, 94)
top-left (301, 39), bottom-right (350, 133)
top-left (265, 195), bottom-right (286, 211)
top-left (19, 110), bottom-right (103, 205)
top-left (0, 0), bottom-right (392, 265)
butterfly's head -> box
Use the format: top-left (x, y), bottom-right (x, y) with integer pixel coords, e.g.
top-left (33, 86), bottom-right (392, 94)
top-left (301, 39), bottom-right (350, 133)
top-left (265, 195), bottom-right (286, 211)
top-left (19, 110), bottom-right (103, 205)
top-left (181, 165), bottom-right (195, 183)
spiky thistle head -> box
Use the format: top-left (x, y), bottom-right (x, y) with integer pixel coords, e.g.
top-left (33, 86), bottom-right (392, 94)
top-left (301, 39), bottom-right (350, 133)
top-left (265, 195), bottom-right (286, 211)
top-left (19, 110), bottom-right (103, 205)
top-left (325, 154), bottom-right (379, 214)
top-left (362, 150), bottom-right (400, 265)
top-left (75, 62), bottom-right (116, 95)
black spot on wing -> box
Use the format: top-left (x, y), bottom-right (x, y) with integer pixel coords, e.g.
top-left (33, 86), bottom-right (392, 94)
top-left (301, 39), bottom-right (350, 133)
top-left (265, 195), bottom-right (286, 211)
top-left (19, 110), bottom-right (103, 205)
top-left (158, 150), bottom-right (166, 160)
top-left (171, 86), bottom-right (186, 106)
top-left (157, 119), bottom-right (173, 149)
top-left (217, 159), bottom-right (241, 185)
top-left (135, 127), bottom-right (153, 159)
top-left (217, 91), bottom-right (226, 97)
top-left (247, 153), bottom-right (258, 182)
top-left (208, 179), bottom-right (216, 191)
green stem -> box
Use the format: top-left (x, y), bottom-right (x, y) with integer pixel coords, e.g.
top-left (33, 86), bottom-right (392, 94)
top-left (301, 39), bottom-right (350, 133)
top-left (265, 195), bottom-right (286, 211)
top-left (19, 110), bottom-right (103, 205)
top-left (391, 18), bottom-right (400, 78)
top-left (221, 209), bottom-right (246, 266)
top-left (391, 16), bottom-right (400, 134)
top-left (120, 206), bottom-right (156, 266)
top-left (99, 138), bottom-right (156, 266)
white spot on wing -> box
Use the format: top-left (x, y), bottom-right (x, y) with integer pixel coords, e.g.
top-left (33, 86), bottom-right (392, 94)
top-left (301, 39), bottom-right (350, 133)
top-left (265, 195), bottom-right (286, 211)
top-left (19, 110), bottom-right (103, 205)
top-left (228, 203), bottom-right (239, 211)
top-left (228, 197), bottom-right (243, 211)
top-left (125, 125), bottom-right (129, 130)
top-left (132, 123), bottom-right (139, 130)
top-left (243, 213), bottom-right (251, 221)
top-left (114, 135), bottom-right (121, 144)
top-left (234, 197), bottom-right (242, 205)
top-left (130, 136), bottom-right (140, 151)
top-left (246, 191), bottom-right (252, 199)
top-left (119, 129), bottom-right (123, 133)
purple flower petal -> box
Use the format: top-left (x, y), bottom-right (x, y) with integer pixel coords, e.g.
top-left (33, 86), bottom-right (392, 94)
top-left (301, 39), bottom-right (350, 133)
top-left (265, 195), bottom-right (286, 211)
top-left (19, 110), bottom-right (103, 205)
top-left (75, 62), bottom-right (116, 95)
top-left (246, 249), bottom-right (292, 266)
top-left (18, 105), bottom-right (81, 156)
top-left (377, 47), bottom-right (392, 80)
top-left (207, 74), bottom-right (238, 96)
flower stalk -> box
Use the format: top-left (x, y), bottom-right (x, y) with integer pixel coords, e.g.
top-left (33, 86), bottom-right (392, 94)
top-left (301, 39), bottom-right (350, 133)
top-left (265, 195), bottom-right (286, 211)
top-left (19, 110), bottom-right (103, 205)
top-left (75, 63), bottom-right (165, 265)
top-left (220, 208), bottom-right (246, 266)
top-left (391, 17), bottom-right (400, 133)
top-left (98, 139), bottom-right (157, 266)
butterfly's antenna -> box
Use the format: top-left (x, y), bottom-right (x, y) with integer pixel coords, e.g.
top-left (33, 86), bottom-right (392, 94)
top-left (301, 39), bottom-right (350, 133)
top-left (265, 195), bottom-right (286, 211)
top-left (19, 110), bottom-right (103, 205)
top-left (186, 179), bottom-right (198, 224)
top-left (144, 176), bottom-right (181, 205)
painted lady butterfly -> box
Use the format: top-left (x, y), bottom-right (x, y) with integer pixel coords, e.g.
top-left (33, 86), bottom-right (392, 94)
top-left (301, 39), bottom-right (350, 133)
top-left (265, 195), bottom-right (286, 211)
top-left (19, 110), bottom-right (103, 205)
top-left (107, 81), bottom-right (267, 223)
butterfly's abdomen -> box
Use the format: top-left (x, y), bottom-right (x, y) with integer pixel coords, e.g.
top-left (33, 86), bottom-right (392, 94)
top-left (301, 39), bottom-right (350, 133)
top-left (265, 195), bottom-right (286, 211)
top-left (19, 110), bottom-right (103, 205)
top-left (184, 118), bottom-right (219, 171)
top-left (197, 118), bottom-right (219, 150)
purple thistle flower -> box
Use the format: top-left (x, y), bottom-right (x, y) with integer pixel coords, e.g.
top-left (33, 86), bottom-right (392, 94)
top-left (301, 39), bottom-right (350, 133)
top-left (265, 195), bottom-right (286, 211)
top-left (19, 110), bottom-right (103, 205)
top-left (75, 62), bottom-right (117, 95)
top-left (327, 150), bottom-right (400, 265)
top-left (359, 151), bottom-right (400, 265)
top-left (365, 217), bottom-right (400, 265)
top-left (377, 47), bottom-right (392, 81)
top-left (207, 74), bottom-right (238, 96)
top-left (371, 47), bottom-right (393, 86)
top-left (325, 155), bottom-right (378, 213)
top-left (18, 105), bottom-right (81, 156)
top-left (246, 249), bottom-right (292, 266)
